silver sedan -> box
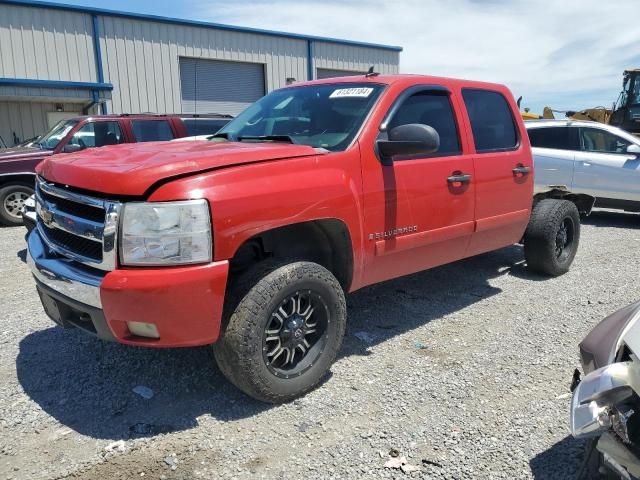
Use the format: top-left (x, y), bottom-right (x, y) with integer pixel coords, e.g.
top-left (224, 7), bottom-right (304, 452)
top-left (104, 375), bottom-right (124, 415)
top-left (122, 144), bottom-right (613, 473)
top-left (527, 119), bottom-right (640, 211)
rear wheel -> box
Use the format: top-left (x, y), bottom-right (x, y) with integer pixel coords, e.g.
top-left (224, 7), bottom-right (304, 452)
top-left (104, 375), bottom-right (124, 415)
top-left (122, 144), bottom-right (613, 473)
top-left (524, 199), bottom-right (580, 276)
top-left (0, 183), bottom-right (34, 226)
top-left (213, 261), bottom-right (346, 403)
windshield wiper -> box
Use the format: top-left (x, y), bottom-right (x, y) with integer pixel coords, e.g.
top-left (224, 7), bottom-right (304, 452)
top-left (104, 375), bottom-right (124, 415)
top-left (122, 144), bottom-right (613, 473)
top-left (211, 132), bottom-right (230, 139)
top-left (237, 135), bottom-right (296, 144)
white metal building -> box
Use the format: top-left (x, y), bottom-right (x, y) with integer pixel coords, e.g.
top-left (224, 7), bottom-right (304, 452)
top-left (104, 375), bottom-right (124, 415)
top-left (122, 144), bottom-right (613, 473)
top-left (0, 0), bottom-right (401, 146)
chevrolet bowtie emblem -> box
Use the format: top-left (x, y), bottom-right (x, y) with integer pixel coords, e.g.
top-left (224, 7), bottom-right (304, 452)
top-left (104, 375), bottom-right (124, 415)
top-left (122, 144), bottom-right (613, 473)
top-left (40, 206), bottom-right (54, 227)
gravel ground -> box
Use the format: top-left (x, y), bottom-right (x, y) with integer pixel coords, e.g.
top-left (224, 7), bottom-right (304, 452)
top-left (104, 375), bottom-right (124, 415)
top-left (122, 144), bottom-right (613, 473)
top-left (1, 210), bottom-right (639, 479)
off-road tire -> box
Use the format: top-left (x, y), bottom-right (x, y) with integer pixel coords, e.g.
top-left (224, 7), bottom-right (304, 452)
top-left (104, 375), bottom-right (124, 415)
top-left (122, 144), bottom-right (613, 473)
top-left (524, 199), bottom-right (580, 276)
top-left (213, 261), bottom-right (347, 403)
top-left (0, 183), bottom-right (34, 226)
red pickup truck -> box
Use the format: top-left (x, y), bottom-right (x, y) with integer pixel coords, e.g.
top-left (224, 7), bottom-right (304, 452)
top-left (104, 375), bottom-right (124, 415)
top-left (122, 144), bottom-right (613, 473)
top-left (0, 113), bottom-right (231, 225)
top-left (27, 74), bottom-right (583, 403)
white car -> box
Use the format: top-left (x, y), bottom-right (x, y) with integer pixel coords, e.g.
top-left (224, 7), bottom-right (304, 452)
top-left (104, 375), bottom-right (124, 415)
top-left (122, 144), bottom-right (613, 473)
top-left (527, 119), bottom-right (640, 211)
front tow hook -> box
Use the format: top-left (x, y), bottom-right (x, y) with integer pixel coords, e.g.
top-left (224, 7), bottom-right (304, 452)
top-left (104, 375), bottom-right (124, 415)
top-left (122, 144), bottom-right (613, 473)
top-left (570, 368), bottom-right (581, 392)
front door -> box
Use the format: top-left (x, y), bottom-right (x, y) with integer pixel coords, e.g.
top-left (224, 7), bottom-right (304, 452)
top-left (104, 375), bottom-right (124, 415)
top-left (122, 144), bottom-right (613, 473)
top-left (574, 126), bottom-right (640, 202)
top-left (360, 86), bottom-right (476, 285)
top-left (460, 88), bottom-right (533, 256)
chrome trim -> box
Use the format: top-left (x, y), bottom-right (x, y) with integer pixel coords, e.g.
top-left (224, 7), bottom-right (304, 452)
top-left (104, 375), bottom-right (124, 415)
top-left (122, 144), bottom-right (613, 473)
top-left (36, 199), bottom-right (104, 240)
top-left (38, 179), bottom-right (105, 208)
top-left (0, 171), bottom-right (36, 177)
top-left (35, 177), bottom-right (121, 271)
top-left (27, 228), bottom-right (104, 308)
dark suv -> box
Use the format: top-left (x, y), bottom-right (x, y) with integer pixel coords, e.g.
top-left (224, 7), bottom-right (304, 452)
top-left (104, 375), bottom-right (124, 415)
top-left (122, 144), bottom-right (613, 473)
top-left (0, 113), bottom-right (231, 226)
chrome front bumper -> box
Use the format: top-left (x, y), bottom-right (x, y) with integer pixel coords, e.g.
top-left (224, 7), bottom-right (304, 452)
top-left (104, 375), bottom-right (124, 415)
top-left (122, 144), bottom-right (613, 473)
top-left (27, 228), bottom-right (104, 308)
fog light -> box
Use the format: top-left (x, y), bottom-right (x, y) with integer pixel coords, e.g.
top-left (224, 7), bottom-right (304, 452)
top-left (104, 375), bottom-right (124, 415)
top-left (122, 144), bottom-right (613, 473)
top-left (127, 321), bottom-right (160, 339)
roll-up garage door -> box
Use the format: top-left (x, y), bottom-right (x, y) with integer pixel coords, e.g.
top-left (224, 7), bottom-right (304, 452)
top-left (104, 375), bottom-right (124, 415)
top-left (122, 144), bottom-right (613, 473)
top-left (316, 68), bottom-right (367, 79)
top-left (179, 58), bottom-right (265, 116)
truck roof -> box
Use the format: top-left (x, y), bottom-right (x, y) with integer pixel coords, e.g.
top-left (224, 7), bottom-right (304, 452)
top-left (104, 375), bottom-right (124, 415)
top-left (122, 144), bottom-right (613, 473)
top-left (293, 73), bottom-right (511, 92)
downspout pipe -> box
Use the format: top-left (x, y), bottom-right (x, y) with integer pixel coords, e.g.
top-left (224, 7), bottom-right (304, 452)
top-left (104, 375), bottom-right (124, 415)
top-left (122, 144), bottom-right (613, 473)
top-left (91, 14), bottom-right (107, 114)
top-left (307, 40), bottom-right (314, 81)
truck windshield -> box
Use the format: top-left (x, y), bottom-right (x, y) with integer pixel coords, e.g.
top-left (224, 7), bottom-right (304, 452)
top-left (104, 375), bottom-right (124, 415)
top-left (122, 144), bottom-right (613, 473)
top-left (216, 83), bottom-right (384, 151)
top-left (36, 120), bottom-right (78, 150)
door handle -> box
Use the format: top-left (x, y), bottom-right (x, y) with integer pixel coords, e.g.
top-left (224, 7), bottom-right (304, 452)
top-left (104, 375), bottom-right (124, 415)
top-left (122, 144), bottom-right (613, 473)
top-left (447, 173), bottom-right (472, 184)
top-left (512, 165), bottom-right (531, 175)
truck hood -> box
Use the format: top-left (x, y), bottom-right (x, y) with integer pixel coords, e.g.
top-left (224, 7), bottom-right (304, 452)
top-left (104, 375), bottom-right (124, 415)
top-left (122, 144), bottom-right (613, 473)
top-left (0, 146), bottom-right (52, 162)
top-left (37, 140), bottom-right (319, 196)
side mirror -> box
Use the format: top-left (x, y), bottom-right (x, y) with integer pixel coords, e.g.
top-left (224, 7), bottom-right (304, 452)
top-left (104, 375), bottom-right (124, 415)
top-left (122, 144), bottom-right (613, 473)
top-left (626, 144), bottom-right (640, 154)
top-left (376, 124), bottom-right (440, 166)
top-left (62, 143), bottom-right (84, 153)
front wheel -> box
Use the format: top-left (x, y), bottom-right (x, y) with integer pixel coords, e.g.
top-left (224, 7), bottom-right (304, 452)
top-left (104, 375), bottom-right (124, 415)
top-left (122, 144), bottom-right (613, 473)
top-left (214, 261), bottom-right (347, 403)
top-left (524, 199), bottom-right (581, 276)
top-left (0, 183), bottom-right (34, 226)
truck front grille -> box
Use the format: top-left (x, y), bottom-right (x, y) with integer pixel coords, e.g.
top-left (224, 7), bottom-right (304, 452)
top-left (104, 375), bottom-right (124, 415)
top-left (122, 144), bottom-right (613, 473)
top-left (39, 188), bottom-right (105, 222)
top-left (35, 177), bottom-right (121, 271)
top-left (40, 223), bottom-right (103, 261)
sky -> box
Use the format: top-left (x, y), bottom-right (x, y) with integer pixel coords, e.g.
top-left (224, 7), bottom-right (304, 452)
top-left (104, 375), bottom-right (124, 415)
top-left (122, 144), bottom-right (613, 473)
top-left (60, 0), bottom-right (640, 114)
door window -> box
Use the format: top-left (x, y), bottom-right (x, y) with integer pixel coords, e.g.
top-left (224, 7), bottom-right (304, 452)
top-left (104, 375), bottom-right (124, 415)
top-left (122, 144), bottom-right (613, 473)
top-left (131, 120), bottom-right (175, 142)
top-left (182, 118), bottom-right (230, 136)
top-left (462, 89), bottom-right (518, 152)
top-left (527, 126), bottom-right (579, 150)
top-left (68, 121), bottom-right (124, 149)
top-left (580, 128), bottom-right (630, 154)
top-left (386, 91), bottom-right (461, 156)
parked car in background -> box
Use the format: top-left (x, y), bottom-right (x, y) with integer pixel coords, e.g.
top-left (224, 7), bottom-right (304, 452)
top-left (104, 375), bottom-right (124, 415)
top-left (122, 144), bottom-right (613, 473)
top-left (527, 119), bottom-right (640, 213)
top-left (22, 195), bottom-right (36, 233)
top-left (570, 300), bottom-right (640, 479)
top-left (27, 74), bottom-right (584, 403)
top-left (171, 135), bottom-right (215, 142)
top-left (0, 113), bottom-right (232, 226)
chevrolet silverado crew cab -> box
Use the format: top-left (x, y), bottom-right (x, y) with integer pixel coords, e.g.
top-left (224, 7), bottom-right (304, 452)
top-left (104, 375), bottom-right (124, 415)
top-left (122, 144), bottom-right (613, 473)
top-left (27, 74), bottom-right (584, 403)
top-left (0, 113), bottom-right (231, 226)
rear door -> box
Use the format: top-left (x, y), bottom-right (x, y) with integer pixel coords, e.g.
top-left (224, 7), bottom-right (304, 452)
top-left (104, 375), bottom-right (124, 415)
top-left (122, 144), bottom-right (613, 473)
top-left (574, 126), bottom-right (640, 202)
top-left (361, 86), bottom-right (476, 284)
top-left (181, 118), bottom-right (231, 137)
top-left (461, 88), bottom-right (533, 256)
top-left (128, 119), bottom-right (176, 143)
top-left (527, 125), bottom-right (579, 192)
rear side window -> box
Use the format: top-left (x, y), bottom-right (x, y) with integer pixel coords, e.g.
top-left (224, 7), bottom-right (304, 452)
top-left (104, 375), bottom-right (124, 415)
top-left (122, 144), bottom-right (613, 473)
top-left (131, 120), bottom-right (175, 142)
top-left (387, 91), bottom-right (461, 156)
top-left (182, 118), bottom-right (230, 136)
top-left (527, 126), bottom-right (578, 150)
top-left (462, 89), bottom-right (518, 152)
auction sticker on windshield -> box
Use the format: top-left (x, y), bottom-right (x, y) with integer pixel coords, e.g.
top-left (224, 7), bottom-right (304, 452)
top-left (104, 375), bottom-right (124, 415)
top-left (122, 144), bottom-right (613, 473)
top-left (329, 88), bottom-right (374, 98)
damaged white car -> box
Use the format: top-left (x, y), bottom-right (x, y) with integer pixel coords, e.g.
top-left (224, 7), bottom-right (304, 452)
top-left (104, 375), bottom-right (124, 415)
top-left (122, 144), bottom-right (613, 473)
top-left (571, 301), bottom-right (640, 479)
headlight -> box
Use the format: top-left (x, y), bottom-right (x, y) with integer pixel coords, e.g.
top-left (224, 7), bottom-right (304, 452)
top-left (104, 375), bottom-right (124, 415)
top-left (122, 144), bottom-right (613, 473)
top-left (570, 362), bottom-right (637, 439)
top-left (120, 200), bottom-right (212, 266)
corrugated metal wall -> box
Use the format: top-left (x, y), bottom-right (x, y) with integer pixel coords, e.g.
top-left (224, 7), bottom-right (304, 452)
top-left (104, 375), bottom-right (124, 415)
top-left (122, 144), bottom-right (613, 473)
top-left (0, 101), bottom-right (88, 147)
top-left (0, 4), bottom-right (97, 82)
top-left (313, 42), bottom-right (399, 76)
top-left (98, 16), bottom-right (309, 114)
top-left (316, 68), bottom-right (367, 79)
top-left (0, 2), bottom-right (400, 137)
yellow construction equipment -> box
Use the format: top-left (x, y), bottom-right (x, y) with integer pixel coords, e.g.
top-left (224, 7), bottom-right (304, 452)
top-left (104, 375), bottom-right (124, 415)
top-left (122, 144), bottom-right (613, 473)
top-left (519, 69), bottom-right (640, 135)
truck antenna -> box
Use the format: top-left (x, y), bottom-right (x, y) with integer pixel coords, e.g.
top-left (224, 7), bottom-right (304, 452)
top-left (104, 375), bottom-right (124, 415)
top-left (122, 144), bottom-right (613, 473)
top-left (365, 66), bottom-right (379, 77)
